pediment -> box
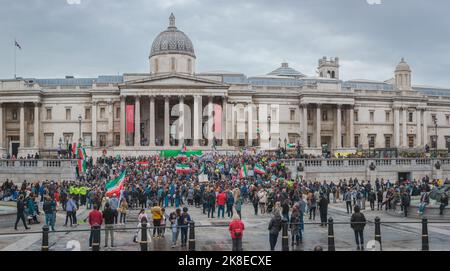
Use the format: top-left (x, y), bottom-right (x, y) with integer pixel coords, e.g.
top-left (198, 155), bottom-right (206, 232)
top-left (120, 74), bottom-right (229, 89)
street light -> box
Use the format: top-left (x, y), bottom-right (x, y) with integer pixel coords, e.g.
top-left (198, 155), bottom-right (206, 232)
top-left (434, 118), bottom-right (438, 158)
top-left (58, 137), bottom-right (62, 156)
top-left (267, 115), bottom-right (272, 149)
top-left (78, 114), bottom-right (82, 144)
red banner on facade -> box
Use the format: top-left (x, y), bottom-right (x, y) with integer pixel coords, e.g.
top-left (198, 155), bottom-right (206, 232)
top-left (214, 103), bottom-right (222, 134)
top-left (126, 105), bottom-right (134, 133)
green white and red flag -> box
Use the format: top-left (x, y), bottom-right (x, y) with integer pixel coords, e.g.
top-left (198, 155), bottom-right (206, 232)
top-left (239, 163), bottom-right (248, 178)
top-left (269, 160), bottom-right (277, 167)
top-left (77, 159), bottom-right (87, 174)
top-left (254, 163), bottom-right (266, 175)
top-left (176, 164), bottom-right (191, 173)
top-left (106, 171), bottom-right (127, 197)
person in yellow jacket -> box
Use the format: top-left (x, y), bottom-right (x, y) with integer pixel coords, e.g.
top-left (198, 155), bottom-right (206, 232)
top-left (150, 202), bottom-right (162, 238)
top-left (79, 186), bottom-right (87, 206)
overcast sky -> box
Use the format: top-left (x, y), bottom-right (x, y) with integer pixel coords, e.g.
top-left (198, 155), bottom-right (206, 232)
top-left (1, 0), bottom-right (450, 86)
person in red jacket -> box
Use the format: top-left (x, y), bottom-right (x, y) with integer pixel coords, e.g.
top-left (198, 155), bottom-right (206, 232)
top-left (88, 204), bottom-right (103, 248)
top-left (216, 190), bottom-right (227, 218)
top-left (229, 213), bottom-right (245, 251)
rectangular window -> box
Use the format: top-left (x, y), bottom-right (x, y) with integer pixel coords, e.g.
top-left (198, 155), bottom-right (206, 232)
top-left (370, 111), bottom-right (374, 123)
top-left (44, 133), bottom-right (53, 148)
top-left (385, 112), bottom-right (390, 122)
top-left (63, 133), bottom-right (73, 144)
top-left (354, 135), bottom-right (360, 148)
top-left (116, 107), bottom-right (120, 119)
top-left (115, 133), bottom-right (120, 146)
top-left (354, 111), bottom-right (359, 122)
top-left (46, 108), bottom-right (52, 120)
top-left (431, 135), bottom-right (437, 149)
top-left (100, 107), bottom-right (106, 119)
top-left (408, 135), bottom-right (415, 148)
top-left (65, 108), bottom-right (71, 121)
top-left (85, 108), bottom-right (91, 120)
top-left (12, 109), bottom-right (18, 121)
top-left (385, 135), bottom-right (391, 148)
top-left (307, 135), bottom-right (311, 148)
top-left (409, 112), bottom-right (413, 122)
top-left (290, 109), bottom-right (295, 121)
top-left (83, 133), bottom-right (92, 146)
top-left (99, 133), bottom-right (107, 147)
top-left (445, 136), bottom-right (450, 149)
top-left (446, 115), bottom-right (450, 126)
top-left (369, 134), bottom-right (376, 148)
top-left (271, 110), bottom-right (277, 121)
top-left (322, 110), bottom-right (328, 121)
top-left (432, 114), bottom-right (437, 124)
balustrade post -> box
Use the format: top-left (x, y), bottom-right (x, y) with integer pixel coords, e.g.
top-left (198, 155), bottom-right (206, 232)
top-left (281, 219), bottom-right (289, 251)
top-left (92, 224), bottom-right (101, 251)
top-left (374, 217), bottom-right (382, 251)
top-left (188, 221), bottom-right (196, 251)
top-left (422, 218), bottom-right (429, 251)
top-left (41, 225), bottom-right (49, 251)
top-left (140, 222), bottom-right (148, 251)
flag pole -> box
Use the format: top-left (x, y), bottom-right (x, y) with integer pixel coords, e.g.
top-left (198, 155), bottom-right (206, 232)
top-left (14, 38), bottom-right (16, 79)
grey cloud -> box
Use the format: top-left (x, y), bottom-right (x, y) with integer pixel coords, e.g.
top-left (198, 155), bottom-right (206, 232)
top-left (0, 0), bottom-right (449, 87)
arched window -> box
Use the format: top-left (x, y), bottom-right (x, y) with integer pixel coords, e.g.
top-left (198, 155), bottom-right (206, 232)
top-left (171, 57), bottom-right (176, 72)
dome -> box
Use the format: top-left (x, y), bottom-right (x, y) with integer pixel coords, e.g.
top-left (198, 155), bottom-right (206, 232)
top-left (150, 13), bottom-right (196, 58)
top-left (395, 58), bottom-right (411, 72)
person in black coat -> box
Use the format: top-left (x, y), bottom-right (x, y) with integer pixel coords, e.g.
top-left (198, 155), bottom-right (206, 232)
top-left (350, 205), bottom-right (366, 250)
top-left (15, 195), bottom-right (30, 230)
top-left (207, 188), bottom-right (216, 218)
top-left (318, 193), bottom-right (329, 227)
top-left (368, 190), bottom-right (376, 211)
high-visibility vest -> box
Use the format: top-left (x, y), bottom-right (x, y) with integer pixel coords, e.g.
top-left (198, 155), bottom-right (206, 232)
top-left (69, 186), bottom-right (75, 195)
top-left (80, 187), bottom-right (87, 196)
top-left (74, 187), bottom-right (81, 195)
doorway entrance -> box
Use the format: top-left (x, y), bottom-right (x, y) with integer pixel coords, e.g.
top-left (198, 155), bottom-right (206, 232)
top-left (10, 141), bottom-right (20, 158)
top-left (398, 172), bottom-right (411, 183)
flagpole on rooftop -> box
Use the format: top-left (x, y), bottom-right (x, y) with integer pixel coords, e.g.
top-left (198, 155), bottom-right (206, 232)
top-left (14, 38), bottom-right (16, 79)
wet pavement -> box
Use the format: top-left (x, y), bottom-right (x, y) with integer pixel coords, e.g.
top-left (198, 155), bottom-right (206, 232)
top-left (1, 200), bottom-right (450, 251)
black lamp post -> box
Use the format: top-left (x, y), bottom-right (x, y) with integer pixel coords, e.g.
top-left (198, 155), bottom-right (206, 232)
top-left (58, 137), bottom-right (62, 156)
top-left (78, 114), bottom-right (82, 144)
top-left (434, 118), bottom-right (438, 158)
top-left (267, 115), bottom-right (271, 149)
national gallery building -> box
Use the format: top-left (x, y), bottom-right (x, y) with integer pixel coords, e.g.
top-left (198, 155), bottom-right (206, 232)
top-left (1, 14), bottom-right (450, 158)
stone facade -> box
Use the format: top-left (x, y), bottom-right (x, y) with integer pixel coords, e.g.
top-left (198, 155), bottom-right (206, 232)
top-left (1, 14), bottom-right (450, 159)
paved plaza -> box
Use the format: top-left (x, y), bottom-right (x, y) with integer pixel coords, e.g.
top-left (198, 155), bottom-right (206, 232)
top-left (1, 199), bottom-right (450, 251)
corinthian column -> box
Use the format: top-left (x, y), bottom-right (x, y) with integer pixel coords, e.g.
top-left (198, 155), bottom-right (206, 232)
top-left (34, 103), bottom-right (40, 149)
top-left (134, 96), bottom-right (140, 147)
top-left (119, 96), bottom-right (126, 147)
top-left (316, 104), bottom-right (321, 148)
top-left (164, 96), bottom-right (170, 147)
top-left (178, 96), bottom-right (185, 146)
top-left (149, 96), bottom-right (156, 147)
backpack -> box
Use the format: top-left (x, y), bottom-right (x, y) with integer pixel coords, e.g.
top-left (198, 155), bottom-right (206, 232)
top-left (233, 225), bottom-right (243, 238)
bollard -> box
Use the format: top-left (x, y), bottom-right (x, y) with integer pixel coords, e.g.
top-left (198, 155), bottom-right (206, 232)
top-left (41, 225), bottom-right (49, 251)
top-left (92, 224), bottom-right (101, 251)
top-left (188, 221), bottom-right (196, 251)
top-left (422, 218), bottom-right (429, 251)
top-left (140, 222), bottom-right (148, 251)
top-left (327, 217), bottom-right (335, 251)
top-left (374, 217), bottom-right (382, 251)
top-left (281, 219), bottom-right (289, 251)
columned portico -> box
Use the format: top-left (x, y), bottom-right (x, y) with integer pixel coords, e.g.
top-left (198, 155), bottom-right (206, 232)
top-left (402, 106), bottom-right (407, 148)
top-left (394, 106), bottom-right (400, 147)
top-left (349, 106), bottom-right (354, 148)
top-left (316, 104), bottom-right (321, 148)
top-left (134, 96), bottom-right (141, 147)
top-left (422, 109), bottom-right (428, 146)
top-left (91, 101), bottom-right (97, 147)
top-left (222, 96), bottom-right (228, 147)
top-left (178, 96), bottom-right (185, 146)
top-left (302, 104), bottom-right (308, 147)
top-left (416, 107), bottom-right (422, 147)
top-left (119, 96), bottom-right (126, 147)
top-left (207, 96), bottom-right (213, 147)
top-left (193, 95), bottom-right (200, 147)
top-left (149, 96), bottom-right (156, 147)
top-left (164, 96), bottom-right (170, 147)
top-left (336, 104), bottom-right (342, 149)
top-left (19, 103), bottom-right (25, 148)
top-left (0, 103), bottom-right (4, 153)
top-left (34, 103), bottom-right (40, 149)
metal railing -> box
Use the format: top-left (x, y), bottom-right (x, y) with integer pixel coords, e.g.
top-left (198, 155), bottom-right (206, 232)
top-left (2, 217), bottom-right (446, 251)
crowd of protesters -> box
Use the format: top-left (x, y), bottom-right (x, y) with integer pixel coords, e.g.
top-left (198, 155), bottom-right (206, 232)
top-left (1, 151), bottom-right (449, 250)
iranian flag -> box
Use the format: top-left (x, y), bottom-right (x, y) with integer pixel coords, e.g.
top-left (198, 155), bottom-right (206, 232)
top-left (176, 164), bottom-right (191, 173)
top-left (254, 163), bottom-right (266, 175)
top-left (72, 143), bottom-right (77, 156)
top-left (136, 161), bottom-right (150, 168)
top-left (106, 171), bottom-right (127, 197)
top-left (239, 163), bottom-right (248, 178)
top-left (77, 159), bottom-right (87, 174)
top-left (78, 146), bottom-right (87, 160)
top-left (269, 160), bottom-right (277, 167)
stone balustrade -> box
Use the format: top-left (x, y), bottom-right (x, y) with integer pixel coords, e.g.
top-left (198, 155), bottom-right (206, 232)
top-left (0, 159), bottom-right (76, 183)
